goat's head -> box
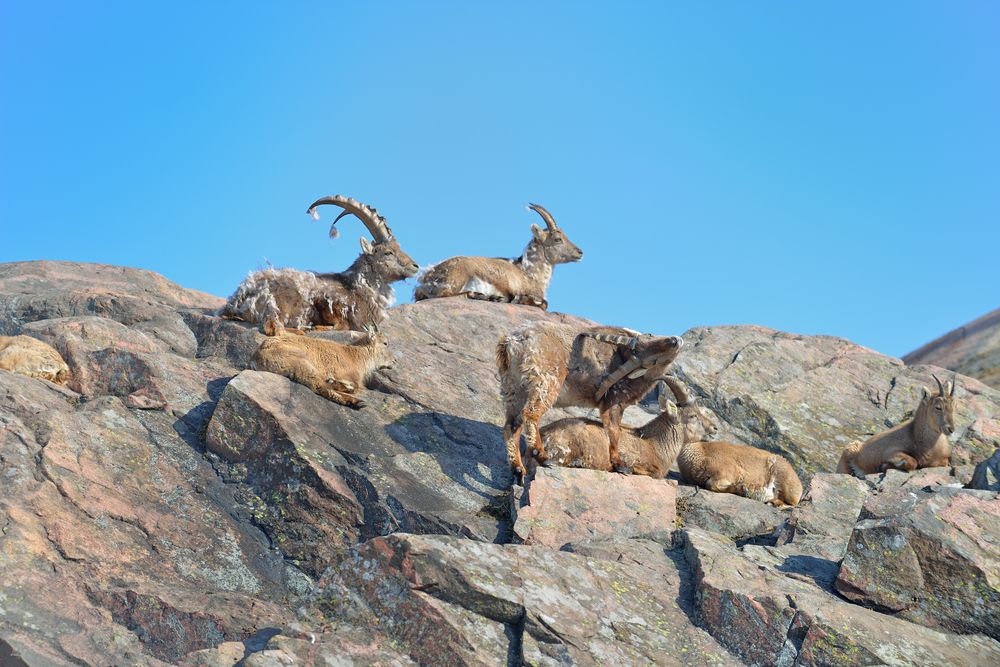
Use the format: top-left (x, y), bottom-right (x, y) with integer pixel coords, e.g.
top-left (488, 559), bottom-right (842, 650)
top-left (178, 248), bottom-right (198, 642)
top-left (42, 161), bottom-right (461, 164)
top-left (593, 334), bottom-right (684, 402)
top-left (358, 330), bottom-right (394, 370)
top-left (527, 203), bottom-right (583, 264)
top-left (659, 377), bottom-right (718, 442)
top-left (307, 195), bottom-right (420, 280)
top-left (920, 374), bottom-right (957, 436)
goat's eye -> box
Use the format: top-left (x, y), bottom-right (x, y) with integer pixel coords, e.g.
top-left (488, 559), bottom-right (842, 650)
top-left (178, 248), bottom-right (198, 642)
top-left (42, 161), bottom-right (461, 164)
top-left (935, 405), bottom-right (943, 410)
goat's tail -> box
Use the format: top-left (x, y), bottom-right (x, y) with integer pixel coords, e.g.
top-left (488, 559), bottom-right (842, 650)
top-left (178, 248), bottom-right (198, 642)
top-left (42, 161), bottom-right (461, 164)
top-left (495, 336), bottom-right (511, 374)
top-left (837, 441), bottom-right (862, 476)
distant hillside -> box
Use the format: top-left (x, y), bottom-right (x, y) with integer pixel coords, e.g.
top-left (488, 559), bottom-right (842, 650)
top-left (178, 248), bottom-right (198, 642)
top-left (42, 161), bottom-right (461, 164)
top-left (904, 307), bottom-right (1000, 389)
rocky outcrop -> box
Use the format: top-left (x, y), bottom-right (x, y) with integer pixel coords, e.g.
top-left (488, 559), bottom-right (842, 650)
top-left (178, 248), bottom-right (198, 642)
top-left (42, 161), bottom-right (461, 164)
top-left (904, 306), bottom-right (1000, 390)
top-left (2, 261), bottom-right (999, 665)
top-left (835, 486), bottom-right (1000, 639)
top-left (672, 325), bottom-right (1000, 477)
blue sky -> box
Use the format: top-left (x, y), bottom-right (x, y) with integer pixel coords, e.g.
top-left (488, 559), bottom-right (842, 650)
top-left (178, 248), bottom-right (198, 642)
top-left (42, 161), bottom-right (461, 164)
top-left (1, 2), bottom-right (997, 358)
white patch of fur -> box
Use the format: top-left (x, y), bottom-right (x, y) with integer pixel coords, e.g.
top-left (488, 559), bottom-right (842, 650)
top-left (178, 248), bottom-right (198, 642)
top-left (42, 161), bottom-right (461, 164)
top-left (462, 277), bottom-right (502, 297)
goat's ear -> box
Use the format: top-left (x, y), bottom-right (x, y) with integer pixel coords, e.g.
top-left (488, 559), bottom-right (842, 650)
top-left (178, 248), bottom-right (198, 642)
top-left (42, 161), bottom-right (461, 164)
top-left (360, 237), bottom-right (374, 254)
top-left (530, 223), bottom-right (545, 240)
top-left (665, 402), bottom-right (679, 419)
top-left (921, 386), bottom-right (931, 399)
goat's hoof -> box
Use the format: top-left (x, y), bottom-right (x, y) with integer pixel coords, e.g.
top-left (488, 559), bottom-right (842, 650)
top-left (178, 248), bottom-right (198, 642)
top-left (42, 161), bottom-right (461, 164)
top-left (349, 399), bottom-right (366, 410)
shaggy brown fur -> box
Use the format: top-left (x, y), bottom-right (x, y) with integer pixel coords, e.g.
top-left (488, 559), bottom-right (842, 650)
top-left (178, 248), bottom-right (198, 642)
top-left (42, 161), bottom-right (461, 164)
top-left (250, 331), bottom-right (393, 408)
top-left (541, 382), bottom-right (718, 477)
top-left (0, 335), bottom-right (69, 385)
top-left (221, 196), bottom-right (418, 335)
top-left (837, 376), bottom-right (956, 477)
top-left (414, 204), bottom-right (582, 309)
top-left (678, 440), bottom-right (803, 507)
top-left (497, 321), bottom-right (684, 479)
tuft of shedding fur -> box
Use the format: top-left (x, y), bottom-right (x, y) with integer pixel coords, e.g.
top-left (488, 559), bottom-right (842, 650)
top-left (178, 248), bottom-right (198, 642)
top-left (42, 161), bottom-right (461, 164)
top-left (414, 203), bottom-right (582, 310)
top-left (497, 320), bottom-right (684, 478)
top-left (678, 440), bottom-right (803, 507)
top-left (250, 331), bottom-right (393, 408)
top-left (837, 378), bottom-right (957, 477)
top-left (0, 335), bottom-right (70, 385)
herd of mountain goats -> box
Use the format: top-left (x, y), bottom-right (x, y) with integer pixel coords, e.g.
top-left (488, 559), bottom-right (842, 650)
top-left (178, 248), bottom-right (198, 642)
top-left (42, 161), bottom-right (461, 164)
top-left (0, 194), bottom-right (989, 506)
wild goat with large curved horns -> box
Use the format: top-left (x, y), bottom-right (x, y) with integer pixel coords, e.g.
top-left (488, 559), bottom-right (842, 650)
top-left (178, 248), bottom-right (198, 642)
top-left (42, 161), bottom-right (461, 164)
top-left (220, 195), bottom-right (419, 335)
top-left (496, 321), bottom-right (685, 479)
top-left (414, 203), bottom-right (582, 310)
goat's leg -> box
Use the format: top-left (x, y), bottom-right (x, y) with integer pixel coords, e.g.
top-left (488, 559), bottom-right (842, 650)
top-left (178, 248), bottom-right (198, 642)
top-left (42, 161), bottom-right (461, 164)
top-left (600, 405), bottom-right (626, 471)
top-left (522, 384), bottom-right (562, 465)
top-left (503, 411), bottom-right (526, 480)
top-left (313, 384), bottom-right (365, 409)
top-left (704, 476), bottom-right (736, 494)
top-left (880, 452), bottom-right (918, 473)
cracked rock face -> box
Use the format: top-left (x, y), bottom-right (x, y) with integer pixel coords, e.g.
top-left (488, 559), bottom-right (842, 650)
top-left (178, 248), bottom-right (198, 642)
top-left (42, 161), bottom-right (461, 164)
top-left (2, 260), bottom-right (999, 665)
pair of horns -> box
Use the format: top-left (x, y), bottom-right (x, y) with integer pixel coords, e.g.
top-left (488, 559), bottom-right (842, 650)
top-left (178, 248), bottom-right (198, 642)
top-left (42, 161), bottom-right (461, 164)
top-left (593, 347), bottom-right (681, 402)
top-left (931, 373), bottom-right (957, 397)
top-left (307, 195), bottom-right (393, 244)
top-left (528, 203), bottom-right (558, 231)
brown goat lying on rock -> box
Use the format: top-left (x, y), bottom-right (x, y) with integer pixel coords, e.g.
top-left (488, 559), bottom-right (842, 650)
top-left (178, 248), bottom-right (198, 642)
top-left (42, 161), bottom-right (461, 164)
top-left (250, 331), bottom-right (392, 408)
top-left (541, 378), bottom-right (717, 477)
top-left (837, 375), bottom-right (956, 477)
top-left (678, 440), bottom-right (803, 508)
top-left (0, 335), bottom-right (69, 385)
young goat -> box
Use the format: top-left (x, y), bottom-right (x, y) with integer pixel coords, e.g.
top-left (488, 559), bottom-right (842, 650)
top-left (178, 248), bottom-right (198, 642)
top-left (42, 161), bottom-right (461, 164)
top-left (497, 321), bottom-right (684, 478)
top-left (0, 335), bottom-right (69, 385)
top-left (837, 375), bottom-right (956, 477)
top-left (677, 439), bottom-right (803, 507)
top-left (414, 204), bottom-right (582, 309)
top-left (541, 378), bottom-right (718, 477)
top-left (250, 331), bottom-right (393, 408)
top-left (221, 196), bottom-right (419, 335)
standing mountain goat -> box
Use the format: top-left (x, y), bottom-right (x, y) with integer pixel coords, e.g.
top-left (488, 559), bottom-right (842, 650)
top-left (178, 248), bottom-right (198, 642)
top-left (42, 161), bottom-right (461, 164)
top-left (837, 375), bottom-right (956, 477)
top-left (221, 196), bottom-right (419, 335)
top-left (541, 378), bottom-right (718, 478)
top-left (0, 335), bottom-right (70, 385)
top-left (677, 439), bottom-right (803, 507)
top-left (497, 321), bottom-right (684, 478)
top-left (250, 331), bottom-right (393, 408)
top-left (414, 203), bottom-right (582, 309)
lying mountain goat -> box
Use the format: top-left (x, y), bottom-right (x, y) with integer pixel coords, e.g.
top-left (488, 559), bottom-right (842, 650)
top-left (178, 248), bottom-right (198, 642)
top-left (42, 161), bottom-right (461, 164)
top-left (250, 331), bottom-right (393, 408)
top-left (497, 321), bottom-right (684, 478)
top-left (837, 375), bottom-right (956, 477)
top-left (677, 439), bottom-right (803, 507)
top-left (414, 203), bottom-right (582, 309)
top-left (541, 378), bottom-right (718, 478)
top-left (0, 335), bottom-right (69, 385)
top-left (221, 196), bottom-right (419, 335)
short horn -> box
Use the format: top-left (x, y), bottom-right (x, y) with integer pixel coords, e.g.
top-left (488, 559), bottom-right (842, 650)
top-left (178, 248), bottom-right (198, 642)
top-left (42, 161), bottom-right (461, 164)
top-left (660, 375), bottom-right (692, 407)
top-left (932, 374), bottom-right (945, 395)
top-left (307, 195), bottom-right (392, 243)
top-left (951, 374), bottom-right (957, 396)
top-left (528, 203), bottom-right (558, 231)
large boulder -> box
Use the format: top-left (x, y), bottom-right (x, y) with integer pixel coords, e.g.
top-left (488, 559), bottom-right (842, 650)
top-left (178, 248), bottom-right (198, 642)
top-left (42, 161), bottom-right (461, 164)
top-left (681, 527), bottom-right (1000, 666)
top-left (512, 466), bottom-right (676, 548)
top-left (835, 486), bottom-right (1000, 639)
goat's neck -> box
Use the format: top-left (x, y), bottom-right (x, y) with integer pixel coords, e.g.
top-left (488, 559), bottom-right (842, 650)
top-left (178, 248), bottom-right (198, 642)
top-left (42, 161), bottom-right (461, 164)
top-left (516, 238), bottom-right (554, 288)
top-left (638, 415), bottom-right (685, 466)
top-left (342, 256), bottom-right (393, 297)
top-left (910, 402), bottom-right (942, 451)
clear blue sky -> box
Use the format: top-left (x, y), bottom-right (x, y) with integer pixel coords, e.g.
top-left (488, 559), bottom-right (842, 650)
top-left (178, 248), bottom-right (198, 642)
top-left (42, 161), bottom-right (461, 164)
top-left (1, 2), bottom-right (997, 358)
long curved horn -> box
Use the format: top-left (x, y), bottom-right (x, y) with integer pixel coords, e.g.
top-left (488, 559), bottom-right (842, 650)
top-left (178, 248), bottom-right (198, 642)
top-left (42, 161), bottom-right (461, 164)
top-left (528, 203), bottom-right (558, 231)
top-left (660, 375), bottom-right (692, 407)
top-left (307, 195), bottom-right (392, 243)
top-left (932, 374), bottom-right (945, 396)
top-left (951, 374), bottom-right (957, 396)
top-left (584, 331), bottom-right (639, 350)
top-left (594, 349), bottom-right (679, 402)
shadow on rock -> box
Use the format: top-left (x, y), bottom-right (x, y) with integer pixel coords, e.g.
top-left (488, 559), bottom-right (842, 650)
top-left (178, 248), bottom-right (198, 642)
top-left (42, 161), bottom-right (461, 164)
top-left (385, 411), bottom-right (512, 502)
